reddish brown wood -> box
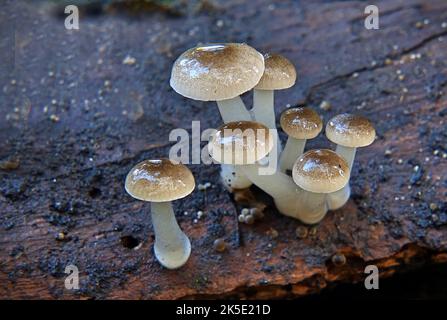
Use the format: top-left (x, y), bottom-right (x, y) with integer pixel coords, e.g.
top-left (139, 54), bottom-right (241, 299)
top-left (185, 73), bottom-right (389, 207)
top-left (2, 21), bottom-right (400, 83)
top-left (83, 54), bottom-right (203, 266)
top-left (0, 0), bottom-right (446, 299)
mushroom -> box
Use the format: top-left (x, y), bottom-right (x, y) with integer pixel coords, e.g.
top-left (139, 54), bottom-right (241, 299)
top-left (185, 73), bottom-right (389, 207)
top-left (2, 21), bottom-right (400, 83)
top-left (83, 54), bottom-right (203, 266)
top-left (125, 159), bottom-right (195, 269)
top-left (208, 121), bottom-right (347, 224)
top-left (252, 54), bottom-right (296, 156)
top-left (279, 107), bottom-right (323, 173)
top-left (170, 43), bottom-right (264, 190)
top-left (325, 114), bottom-right (376, 209)
top-left (170, 43), bottom-right (265, 123)
top-left (252, 53), bottom-right (297, 130)
top-left (292, 149), bottom-right (350, 223)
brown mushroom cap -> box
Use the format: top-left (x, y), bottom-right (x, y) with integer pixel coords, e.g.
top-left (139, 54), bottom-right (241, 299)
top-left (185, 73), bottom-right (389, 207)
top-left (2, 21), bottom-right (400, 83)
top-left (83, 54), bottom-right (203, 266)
top-left (254, 53), bottom-right (296, 90)
top-left (125, 159), bottom-right (195, 202)
top-left (292, 149), bottom-right (349, 193)
top-left (209, 121), bottom-right (273, 165)
top-left (326, 113), bottom-right (376, 148)
top-left (280, 107), bottom-right (323, 139)
top-left (170, 43), bottom-right (265, 101)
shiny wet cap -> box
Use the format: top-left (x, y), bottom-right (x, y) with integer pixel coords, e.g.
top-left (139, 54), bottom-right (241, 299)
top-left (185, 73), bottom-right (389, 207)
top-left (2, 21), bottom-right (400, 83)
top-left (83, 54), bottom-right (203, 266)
top-left (280, 107), bottom-right (322, 139)
top-left (125, 159), bottom-right (195, 202)
top-left (292, 149), bottom-right (349, 193)
top-left (255, 53), bottom-right (296, 90)
top-left (209, 121), bottom-right (273, 165)
top-left (170, 43), bottom-right (265, 101)
top-left (326, 113), bottom-right (376, 148)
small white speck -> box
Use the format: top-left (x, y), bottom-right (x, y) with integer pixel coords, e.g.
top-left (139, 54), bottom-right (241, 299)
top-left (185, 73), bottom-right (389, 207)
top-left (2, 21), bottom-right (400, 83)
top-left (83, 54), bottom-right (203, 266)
top-left (123, 55), bottom-right (136, 65)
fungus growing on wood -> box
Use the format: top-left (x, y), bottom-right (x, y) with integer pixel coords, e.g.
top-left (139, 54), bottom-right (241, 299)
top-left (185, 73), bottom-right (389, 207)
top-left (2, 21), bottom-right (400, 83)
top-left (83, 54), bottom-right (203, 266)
top-left (125, 159), bottom-right (195, 269)
top-left (279, 107), bottom-right (322, 173)
top-left (170, 43), bottom-right (264, 123)
top-left (325, 113), bottom-right (376, 209)
top-left (208, 121), bottom-right (349, 224)
top-left (253, 53), bottom-right (296, 129)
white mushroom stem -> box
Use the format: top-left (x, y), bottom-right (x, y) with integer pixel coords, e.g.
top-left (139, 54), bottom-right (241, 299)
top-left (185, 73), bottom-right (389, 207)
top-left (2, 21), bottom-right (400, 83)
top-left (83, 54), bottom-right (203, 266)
top-left (327, 184), bottom-right (351, 210)
top-left (335, 145), bottom-right (357, 170)
top-left (151, 201), bottom-right (191, 269)
top-left (216, 96), bottom-right (252, 123)
top-left (327, 145), bottom-right (356, 210)
top-left (252, 89), bottom-right (275, 129)
top-left (241, 164), bottom-right (328, 224)
top-left (279, 137), bottom-right (306, 173)
top-left (252, 89), bottom-right (282, 155)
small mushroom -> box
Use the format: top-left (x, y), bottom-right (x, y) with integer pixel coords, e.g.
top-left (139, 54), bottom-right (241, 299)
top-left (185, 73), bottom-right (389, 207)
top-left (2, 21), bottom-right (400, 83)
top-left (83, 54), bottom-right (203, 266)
top-left (253, 54), bottom-right (296, 157)
top-left (325, 114), bottom-right (375, 209)
top-left (292, 149), bottom-right (350, 223)
top-left (253, 54), bottom-right (297, 130)
top-left (170, 43), bottom-right (264, 123)
top-left (279, 107), bottom-right (322, 173)
top-left (125, 159), bottom-right (195, 269)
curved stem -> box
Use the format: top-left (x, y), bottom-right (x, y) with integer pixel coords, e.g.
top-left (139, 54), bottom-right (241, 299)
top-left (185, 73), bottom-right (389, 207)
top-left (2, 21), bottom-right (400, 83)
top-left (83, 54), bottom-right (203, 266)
top-left (327, 145), bottom-right (356, 210)
top-left (216, 96), bottom-right (251, 123)
top-left (279, 137), bottom-right (306, 173)
top-left (241, 164), bottom-right (328, 224)
top-left (151, 202), bottom-right (191, 269)
top-left (242, 164), bottom-right (297, 199)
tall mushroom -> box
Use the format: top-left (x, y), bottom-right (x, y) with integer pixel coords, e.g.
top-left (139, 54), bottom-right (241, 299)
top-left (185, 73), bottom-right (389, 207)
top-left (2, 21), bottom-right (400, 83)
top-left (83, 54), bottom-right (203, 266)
top-left (252, 54), bottom-right (296, 155)
top-left (279, 107), bottom-right (322, 173)
top-left (292, 149), bottom-right (350, 223)
top-left (170, 43), bottom-right (265, 123)
top-left (325, 113), bottom-right (376, 209)
top-left (208, 121), bottom-right (349, 224)
top-left (125, 159), bottom-right (195, 269)
top-left (170, 43), bottom-right (265, 190)
top-left (252, 53), bottom-right (297, 130)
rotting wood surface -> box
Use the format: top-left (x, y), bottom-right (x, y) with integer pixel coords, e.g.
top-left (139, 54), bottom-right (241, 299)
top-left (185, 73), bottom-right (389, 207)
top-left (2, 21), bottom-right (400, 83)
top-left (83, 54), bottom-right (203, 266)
top-left (0, 0), bottom-right (446, 299)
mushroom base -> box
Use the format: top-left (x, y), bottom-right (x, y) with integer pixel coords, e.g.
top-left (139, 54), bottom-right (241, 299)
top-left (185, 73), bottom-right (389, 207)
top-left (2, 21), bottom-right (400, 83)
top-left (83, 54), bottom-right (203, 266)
top-left (327, 184), bottom-right (351, 210)
top-left (242, 164), bottom-right (328, 224)
top-left (151, 202), bottom-right (191, 269)
top-left (220, 164), bottom-right (252, 191)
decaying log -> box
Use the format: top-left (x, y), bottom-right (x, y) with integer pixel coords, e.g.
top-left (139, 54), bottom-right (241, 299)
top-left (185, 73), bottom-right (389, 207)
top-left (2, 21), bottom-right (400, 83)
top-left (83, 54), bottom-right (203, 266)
top-left (0, 0), bottom-right (446, 299)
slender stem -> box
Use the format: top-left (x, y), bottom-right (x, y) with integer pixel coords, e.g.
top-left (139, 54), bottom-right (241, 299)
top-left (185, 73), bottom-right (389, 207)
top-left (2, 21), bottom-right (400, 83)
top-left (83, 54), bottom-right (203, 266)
top-left (252, 89), bottom-right (282, 155)
top-left (216, 96), bottom-right (251, 123)
top-left (253, 89), bottom-right (275, 129)
top-left (279, 137), bottom-right (306, 173)
top-left (335, 145), bottom-right (356, 172)
top-left (151, 202), bottom-right (191, 269)
top-left (327, 145), bottom-right (356, 210)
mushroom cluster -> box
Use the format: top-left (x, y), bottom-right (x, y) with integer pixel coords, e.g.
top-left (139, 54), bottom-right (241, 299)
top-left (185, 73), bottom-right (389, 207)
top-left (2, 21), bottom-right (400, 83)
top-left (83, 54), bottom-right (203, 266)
top-left (124, 43), bottom-right (375, 269)
top-left (170, 42), bottom-right (375, 224)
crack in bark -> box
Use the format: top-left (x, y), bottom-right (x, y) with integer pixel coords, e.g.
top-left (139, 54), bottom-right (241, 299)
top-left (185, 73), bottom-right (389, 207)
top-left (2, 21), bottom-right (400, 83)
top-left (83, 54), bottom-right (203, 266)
top-left (303, 29), bottom-right (447, 105)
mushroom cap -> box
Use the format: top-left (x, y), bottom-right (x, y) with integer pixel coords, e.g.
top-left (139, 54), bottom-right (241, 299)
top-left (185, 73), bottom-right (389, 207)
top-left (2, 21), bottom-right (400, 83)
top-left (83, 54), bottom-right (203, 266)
top-left (326, 113), bottom-right (376, 148)
top-left (292, 149), bottom-right (349, 193)
top-left (125, 159), bottom-right (195, 202)
top-left (209, 121), bottom-right (273, 165)
top-left (170, 43), bottom-right (265, 101)
top-left (255, 53), bottom-right (297, 90)
top-left (280, 107), bottom-right (322, 139)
